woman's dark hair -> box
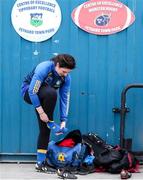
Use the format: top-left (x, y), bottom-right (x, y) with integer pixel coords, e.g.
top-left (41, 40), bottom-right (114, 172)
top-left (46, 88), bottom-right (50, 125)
top-left (52, 54), bottom-right (76, 69)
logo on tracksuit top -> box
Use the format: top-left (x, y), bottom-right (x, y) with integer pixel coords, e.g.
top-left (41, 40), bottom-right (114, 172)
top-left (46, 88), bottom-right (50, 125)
top-left (44, 72), bottom-right (65, 89)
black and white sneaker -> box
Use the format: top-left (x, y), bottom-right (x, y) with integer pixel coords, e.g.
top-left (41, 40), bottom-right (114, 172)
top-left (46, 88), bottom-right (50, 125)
top-left (35, 162), bottom-right (56, 174)
top-left (57, 169), bottom-right (77, 179)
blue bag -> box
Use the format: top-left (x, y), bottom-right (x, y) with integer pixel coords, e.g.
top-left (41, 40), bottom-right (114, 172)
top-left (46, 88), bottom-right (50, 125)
top-left (47, 141), bottom-right (82, 168)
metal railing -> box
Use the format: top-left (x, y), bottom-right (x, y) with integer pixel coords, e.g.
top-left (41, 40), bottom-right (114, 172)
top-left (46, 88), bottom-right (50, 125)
top-left (113, 84), bottom-right (143, 148)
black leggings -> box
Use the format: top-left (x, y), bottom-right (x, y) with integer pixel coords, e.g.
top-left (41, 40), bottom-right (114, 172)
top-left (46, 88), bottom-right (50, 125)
top-left (24, 85), bottom-right (57, 150)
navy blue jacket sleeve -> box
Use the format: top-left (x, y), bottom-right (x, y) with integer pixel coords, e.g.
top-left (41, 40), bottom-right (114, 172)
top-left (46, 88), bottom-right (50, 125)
top-left (59, 75), bottom-right (71, 122)
top-left (28, 61), bottom-right (53, 108)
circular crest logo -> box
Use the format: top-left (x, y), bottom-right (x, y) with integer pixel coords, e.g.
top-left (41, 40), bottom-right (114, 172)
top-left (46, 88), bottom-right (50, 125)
top-left (95, 14), bottom-right (111, 26)
top-left (58, 153), bottom-right (65, 162)
top-left (30, 13), bottom-right (43, 27)
top-left (11, 0), bottom-right (62, 42)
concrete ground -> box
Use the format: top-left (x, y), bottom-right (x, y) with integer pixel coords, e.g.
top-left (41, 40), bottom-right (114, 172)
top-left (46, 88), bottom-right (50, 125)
top-left (0, 163), bottom-right (143, 180)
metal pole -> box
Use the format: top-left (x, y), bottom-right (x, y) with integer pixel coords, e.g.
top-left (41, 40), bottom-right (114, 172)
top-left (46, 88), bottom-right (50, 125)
top-left (120, 84), bottom-right (143, 148)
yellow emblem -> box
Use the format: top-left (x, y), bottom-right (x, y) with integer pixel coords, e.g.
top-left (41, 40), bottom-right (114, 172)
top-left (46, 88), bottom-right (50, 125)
top-left (58, 153), bottom-right (65, 162)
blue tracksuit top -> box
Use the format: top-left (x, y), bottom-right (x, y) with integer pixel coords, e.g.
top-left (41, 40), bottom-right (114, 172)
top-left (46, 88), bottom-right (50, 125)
top-left (21, 61), bottom-right (71, 122)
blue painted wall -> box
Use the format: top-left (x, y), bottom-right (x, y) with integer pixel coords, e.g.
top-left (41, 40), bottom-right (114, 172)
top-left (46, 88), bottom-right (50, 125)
top-left (0, 0), bottom-right (143, 154)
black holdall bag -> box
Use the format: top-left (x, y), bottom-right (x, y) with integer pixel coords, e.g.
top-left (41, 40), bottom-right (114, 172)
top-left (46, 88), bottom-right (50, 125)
top-left (82, 133), bottom-right (139, 174)
top-left (94, 147), bottom-right (123, 167)
top-left (107, 148), bottom-right (139, 174)
top-left (82, 132), bottom-right (113, 157)
top-left (93, 145), bottom-right (139, 173)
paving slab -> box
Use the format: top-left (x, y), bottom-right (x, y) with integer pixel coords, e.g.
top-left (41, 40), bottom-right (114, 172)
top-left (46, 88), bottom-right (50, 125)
top-left (0, 163), bottom-right (143, 180)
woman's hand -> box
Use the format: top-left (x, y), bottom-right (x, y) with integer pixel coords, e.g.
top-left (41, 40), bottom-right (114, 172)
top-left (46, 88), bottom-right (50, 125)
top-left (36, 106), bottom-right (49, 122)
top-left (55, 121), bottom-right (66, 135)
top-left (60, 121), bottom-right (66, 129)
top-left (39, 112), bottom-right (49, 122)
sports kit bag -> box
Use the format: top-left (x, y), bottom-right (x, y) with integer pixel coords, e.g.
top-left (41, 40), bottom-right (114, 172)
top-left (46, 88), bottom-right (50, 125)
top-left (46, 129), bottom-right (86, 168)
top-left (82, 133), bottom-right (139, 173)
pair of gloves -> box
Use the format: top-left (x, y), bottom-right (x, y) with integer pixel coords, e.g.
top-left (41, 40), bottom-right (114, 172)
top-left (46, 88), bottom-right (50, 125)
top-left (47, 120), bottom-right (68, 135)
